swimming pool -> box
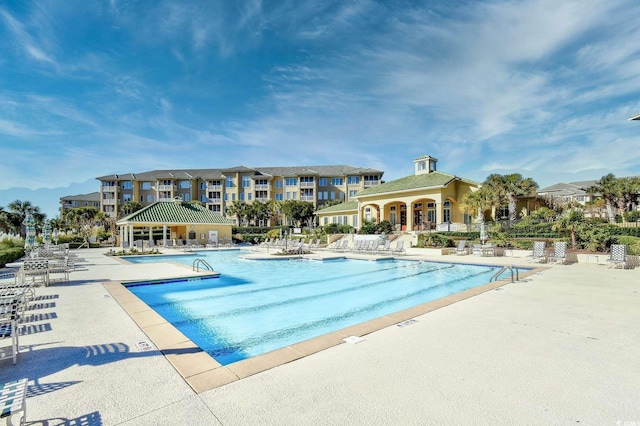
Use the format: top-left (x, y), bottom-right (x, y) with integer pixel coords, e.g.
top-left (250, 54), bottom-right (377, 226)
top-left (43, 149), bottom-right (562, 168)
top-left (126, 251), bottom-right (505, 365)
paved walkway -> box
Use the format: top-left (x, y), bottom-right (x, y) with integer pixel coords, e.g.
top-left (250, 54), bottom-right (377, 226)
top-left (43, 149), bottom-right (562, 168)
top-left (1, 248), bottom-right (639, 425)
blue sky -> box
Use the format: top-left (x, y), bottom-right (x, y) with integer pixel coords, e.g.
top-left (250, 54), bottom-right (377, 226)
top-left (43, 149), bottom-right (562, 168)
top-left (1, 0), bottom-right (640, 219)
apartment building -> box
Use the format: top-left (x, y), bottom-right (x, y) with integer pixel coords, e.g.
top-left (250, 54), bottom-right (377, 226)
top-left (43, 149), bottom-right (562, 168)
top-left (59, 192), bottom-right (101, 216)
top-left (95, 165), bottom-right (384, 219)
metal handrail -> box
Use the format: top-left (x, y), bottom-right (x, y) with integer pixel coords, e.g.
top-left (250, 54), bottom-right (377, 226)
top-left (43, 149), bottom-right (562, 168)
top-left (490, 265), bottom-right (519, 283)
top-left (193, 258), bottom-right (213, 272)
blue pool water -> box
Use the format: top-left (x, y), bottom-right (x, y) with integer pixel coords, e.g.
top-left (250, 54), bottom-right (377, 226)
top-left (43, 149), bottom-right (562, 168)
top-left (126, 251), bottom-right (504, 365)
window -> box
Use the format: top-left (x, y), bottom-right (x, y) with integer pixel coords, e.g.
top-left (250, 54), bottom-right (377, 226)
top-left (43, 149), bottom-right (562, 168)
top-left (300, 176), bottom-right (314, 184)
top-left (330, 191), bottom-right (336, 200)
top-left (242, 176), bottom-right (251, 188)
top-left (224, 194), bottom-right (228, 201)
top-left (248, 193), bottom-right (252, 201)
top-left (210, 205), bottom-right (221, 213)
top-left (347, 176), bottom-right (360, 185)
top-left (147, 194), bottom-right (154, 203)
top-left (285, 178), bottom-right (297, 186)
top-left (275, 180), bottom-right (283, 188)
top-left (349, 190), bottom-right (358, 197)
top-left (226, 177), bottom-right (234, 188)
top-left (286, 191), bottom-right (297, 200)
top-left (276, 193), bottom-right (283, 201)
top-left (200, 182), bottom-right (207, 190)
top-left (418, 161), bottom-right (426, 171)
top-left (122, 181), bottom-right (133, 190)
top-left (232, 193), bottom-right (236, 201)
top-left (123, 194), bottom-right (132, 202)
top-left (201, 194), bottom-right (207, 202)
top-left (443, 201), bottom-right (451, 223)
top-left (352, 215), bottom-right (358, 227)
top-left (183, 194), bottom-right (191, 202)
top-left (364, 207), bottom-right (371, 221)
top-left (179, 180), bottom-right (190, 189)
top-left (319, 178), bottom-right (327, 186)
top-left (240, 193), bottom-right (245, 201)
top-left (323, 217), bottom-right (328, 225)
top-left (331, 178), bottom-right (343, 186)
top-left (141, 182), bottom-right (152, 190)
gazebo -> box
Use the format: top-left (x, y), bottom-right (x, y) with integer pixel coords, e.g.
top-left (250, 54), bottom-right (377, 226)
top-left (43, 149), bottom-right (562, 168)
top-left (116, 199), bottom-right (234, 249)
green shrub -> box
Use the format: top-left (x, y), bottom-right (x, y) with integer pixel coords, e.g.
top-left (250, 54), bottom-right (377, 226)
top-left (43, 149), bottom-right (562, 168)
top-left (0, 247), bottom-right (25, 268)
top-left (624, 211), bottom-right (640, 223)
top-left (417, 233), bottom-right (454, 248)
top-left (615, 236), bottom-right (640, 255)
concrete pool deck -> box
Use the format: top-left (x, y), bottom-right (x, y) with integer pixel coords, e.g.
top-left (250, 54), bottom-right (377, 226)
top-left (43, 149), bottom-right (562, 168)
top-left (1, 247), bottom-right (639, 425)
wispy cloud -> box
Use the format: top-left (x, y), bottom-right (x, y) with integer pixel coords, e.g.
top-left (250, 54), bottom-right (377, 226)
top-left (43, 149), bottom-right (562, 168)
top-left (0, 7), bottom-right (56, 65)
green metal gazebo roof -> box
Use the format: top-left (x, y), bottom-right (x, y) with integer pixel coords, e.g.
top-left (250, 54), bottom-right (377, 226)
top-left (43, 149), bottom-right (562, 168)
top-left (116, 201), bottom-right (234, 225)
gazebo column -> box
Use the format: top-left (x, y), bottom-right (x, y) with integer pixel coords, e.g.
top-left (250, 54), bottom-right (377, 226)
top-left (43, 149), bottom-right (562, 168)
top-left (129, 225), bottom-right (134, 247)
top-left (148, 226), bottom-right (153, 242)
top-left (119, 226), bottom-right (124, 249)
top-left (162, 225), bottom-right (167, 247)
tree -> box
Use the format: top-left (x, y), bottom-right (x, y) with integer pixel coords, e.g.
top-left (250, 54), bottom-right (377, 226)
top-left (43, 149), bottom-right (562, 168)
top-left (226, 201), bottom-right (251, 225)
top-left (119, 201), bottom-right (144, 217)
top-left (64, 207), bottom-right (102, 246)
top-left (5, 200), bottom-right (46, 237)
top-left (461, 187), bottom-right (498, 224)
top-left (280, 200), bottom-right (315, 227)
top-left (587, 174), bottom-right (620, 224)
top-left (552, 209), bottom-right (585, 250)
top-left (483, 174), bottom-right (538, 223)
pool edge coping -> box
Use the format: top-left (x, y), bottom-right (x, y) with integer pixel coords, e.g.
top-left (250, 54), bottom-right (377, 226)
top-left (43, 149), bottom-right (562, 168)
top-left (103, 262), bottom-right (547, 394)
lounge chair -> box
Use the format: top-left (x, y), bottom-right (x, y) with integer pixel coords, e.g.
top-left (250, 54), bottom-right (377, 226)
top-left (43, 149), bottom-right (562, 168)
top-left (391, 240), bottom-right (405, 255)
top-left (455, 240), bottom-right (468, 255)
top-left (0, 294), bottom-right (22, 364)
top-left (377, 240), bottom-right (391, 254)
top-left (471, 244), bottom-right (483, 256)
top-left (548, 241), bottom-right (568, 264)
top-left (527, 241), bottom-right (546, 263)
top-left (606, 244), bottom-right (627, 269)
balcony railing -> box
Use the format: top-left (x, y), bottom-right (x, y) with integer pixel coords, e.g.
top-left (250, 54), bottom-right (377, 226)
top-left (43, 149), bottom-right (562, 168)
top-left (157, 185), bottom-right (174, 191)
top-left (300, 182), bottom-right (314, 188)
top-left (158, 197), bottom-right (174, 202)
top-left (102, 186), bottom-right (116, 192)
top-left (207, 184), bottom-right (223, 190)
top-left (255, 197), bottom-right (269, 203)
top-left (300, 195), bottom-right (315, 202)
top-left (364, 181), bottom-right (380, 187)
top-left (208, 199), bottom-right (222, 205)
top-left (102, 199), bottom-right (116, 205)
top-left (254, 184), bottom-right (269, 190)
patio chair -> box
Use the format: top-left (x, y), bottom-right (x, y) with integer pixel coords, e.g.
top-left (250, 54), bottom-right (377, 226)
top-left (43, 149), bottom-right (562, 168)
top-left (0, 295), bottom-right (22, 364)
top-left (377, 240), bottom-right (391, 254)
top-left (548, 241), bottom-right (568, 265)
top-left (527, 241), bottom-right (547, 263)
top-left (0, 378), bottom-right (28, 424)
top-left (606, 244), bottom-right (627, 269)
top-left (391, 240), bottom-right (405, 255)
top-left (455, 240), bottom-right (468, 255)
top-left (471, 244), bottom-right (483, 256)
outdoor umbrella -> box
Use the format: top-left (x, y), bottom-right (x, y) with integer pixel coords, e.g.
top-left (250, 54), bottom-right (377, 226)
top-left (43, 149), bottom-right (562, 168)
top-left (480, 221), bottom-right (488, 245)
top-left (43, 221), bottom-right (52, 246)
top-left (23, 213), bottom-right (36, 251)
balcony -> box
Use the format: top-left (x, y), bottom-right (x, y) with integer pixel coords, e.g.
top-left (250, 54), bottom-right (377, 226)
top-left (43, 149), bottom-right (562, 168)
top-left (255, 197), bottom-right (270, 203)
top-left (102, 186), bottom-right (116, 192)
top-left (300, 182), bottom-right (315, 188)
top-left (254, 184), bottom-right (269, 190)
top-left (102, 199), bottom-right (116, 205)
top-left (158, 197), bottom-right (174, 202)
top-left (364, 181), bottom-right (380, 187)
top-left (157, 185), bottom-right (174, 191)
top-left (300, 195), bottom-right (315, 202)
top-left (207, 184), bottom-right (223, 190)
top-left (208, 199), bottom-right (222, 205)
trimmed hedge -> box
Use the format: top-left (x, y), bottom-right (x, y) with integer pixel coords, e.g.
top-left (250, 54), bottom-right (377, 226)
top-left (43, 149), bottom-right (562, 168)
top-left (0, 247), bottom-right (25, 268)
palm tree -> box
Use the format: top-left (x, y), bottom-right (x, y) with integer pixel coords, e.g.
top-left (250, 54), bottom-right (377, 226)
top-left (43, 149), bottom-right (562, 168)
top-left (226, 201), bottom-right (251, 226)
top-left (6, 200), bottom-right (45, 237)
top-left (552, 209), bottom-right (585, 250)
top-left (461, 187), bottom-right (499, 224)
top-left (484, 174), bottom-right (538, 223)
top-left (587, 174), bottom-right (620, 224)
top-left (119, 201), bottom-right (144, 217)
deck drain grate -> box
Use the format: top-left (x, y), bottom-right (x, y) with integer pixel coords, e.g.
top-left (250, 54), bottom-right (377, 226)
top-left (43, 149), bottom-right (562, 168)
top-left (343, 336), bottom-right (365, 344)
top-left (397, 319), bottom-right (418, 328)
top-left (135, 340), bottom-right (155, 352)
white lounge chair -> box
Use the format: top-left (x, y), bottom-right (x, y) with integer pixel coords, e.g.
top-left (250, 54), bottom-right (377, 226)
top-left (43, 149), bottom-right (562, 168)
top-left (391, 240), bottom-right (405, 255)
top-left (455, 240), bottom-right (468, 255)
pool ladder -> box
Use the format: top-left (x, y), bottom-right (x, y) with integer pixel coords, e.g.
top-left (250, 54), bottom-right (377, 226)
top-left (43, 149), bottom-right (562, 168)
top-left (193, 258), bottom-right (213, 272)
top-left (490, 265), bottom-right (520, 283)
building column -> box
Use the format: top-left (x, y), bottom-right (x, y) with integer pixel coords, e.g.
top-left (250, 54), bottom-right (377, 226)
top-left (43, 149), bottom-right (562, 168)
top-left (162, 225), bottom-right (167, 247)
